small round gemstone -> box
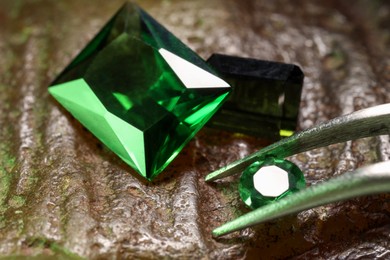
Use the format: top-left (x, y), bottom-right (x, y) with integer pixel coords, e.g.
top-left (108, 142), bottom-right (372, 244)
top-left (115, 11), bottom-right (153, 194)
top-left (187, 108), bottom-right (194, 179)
top-left (239, 157), bottom-right (306, 209)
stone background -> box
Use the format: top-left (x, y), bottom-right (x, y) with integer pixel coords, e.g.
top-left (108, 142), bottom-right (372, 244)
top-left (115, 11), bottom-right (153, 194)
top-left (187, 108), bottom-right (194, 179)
top-left (0, 0), bottom-right (389, 259)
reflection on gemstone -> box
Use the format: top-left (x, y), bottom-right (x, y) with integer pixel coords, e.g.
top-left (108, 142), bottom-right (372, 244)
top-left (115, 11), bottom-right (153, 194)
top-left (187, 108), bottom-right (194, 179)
top-left (239, 157), bottom-right (306, 209)
top-left (48, 2), bottom-right (230, 180)
top-left (253, 165), bottom-right (289, 197)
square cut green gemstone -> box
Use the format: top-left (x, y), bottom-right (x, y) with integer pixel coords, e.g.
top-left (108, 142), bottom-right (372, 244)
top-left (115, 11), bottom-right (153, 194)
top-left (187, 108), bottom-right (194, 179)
top-left (48, 2), bottom-right (231, 180)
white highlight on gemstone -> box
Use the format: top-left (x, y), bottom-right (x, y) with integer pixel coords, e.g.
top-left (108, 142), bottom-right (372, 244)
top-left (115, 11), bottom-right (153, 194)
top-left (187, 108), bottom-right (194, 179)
top-left (159, 48), bottom-right (230, 89)
top-left (253, 165), bottom-right (289, 197)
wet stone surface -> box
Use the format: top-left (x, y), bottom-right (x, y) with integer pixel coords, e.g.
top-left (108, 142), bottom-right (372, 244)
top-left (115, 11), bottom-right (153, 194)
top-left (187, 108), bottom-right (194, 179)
top-left (0, 0), bottom-right (389, 259)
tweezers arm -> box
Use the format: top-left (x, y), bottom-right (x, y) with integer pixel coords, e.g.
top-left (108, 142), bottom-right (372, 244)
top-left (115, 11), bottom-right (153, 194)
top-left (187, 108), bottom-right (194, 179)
top-left (205, 104), bottom-right (390, 182)
top-left (212, 161), bottom-right (390, 237)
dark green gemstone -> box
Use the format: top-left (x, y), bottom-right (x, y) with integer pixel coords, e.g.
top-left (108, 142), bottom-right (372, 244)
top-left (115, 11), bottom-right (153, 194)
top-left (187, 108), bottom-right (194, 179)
top-left (207, 54), bottom-right (303, 140)
top-left (239, 157), bottom-right (306, 209)
top-left (48, 3), bottom-right (230, 180)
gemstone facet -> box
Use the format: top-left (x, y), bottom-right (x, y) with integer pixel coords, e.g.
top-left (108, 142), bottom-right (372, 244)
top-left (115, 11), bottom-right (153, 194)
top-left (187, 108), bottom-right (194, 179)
top-left (48, 3), bottom-right (230, 180)
top-left (239, 157), bottom-right (306, 209)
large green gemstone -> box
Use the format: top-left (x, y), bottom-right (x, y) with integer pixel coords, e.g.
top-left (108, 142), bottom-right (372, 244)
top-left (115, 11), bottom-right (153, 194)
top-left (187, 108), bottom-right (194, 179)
top-left (48, 3), bottom-right (230, 180)
top-left (239, 157), bottom-right (306, 209)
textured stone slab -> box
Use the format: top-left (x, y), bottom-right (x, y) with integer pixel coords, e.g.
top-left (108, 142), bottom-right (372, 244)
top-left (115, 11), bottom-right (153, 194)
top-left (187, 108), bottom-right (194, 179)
top-left (0, 0), bottom-right (389, 259)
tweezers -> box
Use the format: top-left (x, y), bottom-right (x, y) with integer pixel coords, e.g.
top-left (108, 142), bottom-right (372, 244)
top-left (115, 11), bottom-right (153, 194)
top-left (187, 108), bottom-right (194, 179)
top-left (205, 103), bottom-right (390, 237)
